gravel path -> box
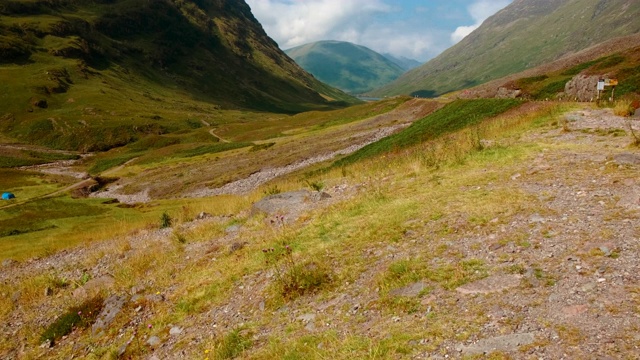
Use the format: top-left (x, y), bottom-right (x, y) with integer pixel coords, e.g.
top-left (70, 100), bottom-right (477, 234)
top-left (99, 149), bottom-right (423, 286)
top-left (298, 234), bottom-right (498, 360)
top-left (186, 123), bottom-right (409, 197)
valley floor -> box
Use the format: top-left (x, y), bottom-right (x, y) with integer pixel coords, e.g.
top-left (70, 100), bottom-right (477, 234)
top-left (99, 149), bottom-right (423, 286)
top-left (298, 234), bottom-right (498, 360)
top-left (1, 104), bottom-right (639, 359)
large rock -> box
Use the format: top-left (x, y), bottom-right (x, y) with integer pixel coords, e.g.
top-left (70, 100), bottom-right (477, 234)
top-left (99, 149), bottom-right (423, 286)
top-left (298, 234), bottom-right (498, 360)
top-left (456, 274), bottom-right (522, 295)
top-left (252, 190), bottom-right (331, 222)
top-left (389, 281), bottom-right (427, 297)
top-left (72, 275), bottom-right (115, 301)
top-left (92, 295), bottom-right (126, 335)
top-left (564, 75), bottom-right (600, 102)
top-left (459, 333), bottom-right (535, 355)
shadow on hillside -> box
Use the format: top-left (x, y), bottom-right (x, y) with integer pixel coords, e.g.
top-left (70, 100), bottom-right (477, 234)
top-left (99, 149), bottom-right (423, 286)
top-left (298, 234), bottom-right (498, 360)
top-left (410, 90), bottom-right (438, 98)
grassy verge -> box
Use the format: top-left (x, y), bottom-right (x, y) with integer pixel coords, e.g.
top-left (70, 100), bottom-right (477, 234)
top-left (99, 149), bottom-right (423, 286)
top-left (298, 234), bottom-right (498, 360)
top-left (334, 99), bottom-right (522, 167)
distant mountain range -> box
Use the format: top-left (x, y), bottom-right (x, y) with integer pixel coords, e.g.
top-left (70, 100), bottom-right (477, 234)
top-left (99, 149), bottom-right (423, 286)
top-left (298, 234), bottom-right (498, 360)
top-left (382, 54), bottom-right (422, 71)
top-left (285, 41), bottom-right (412, 94)
top-left (373, 0), bottom-right (640, 98)
top-left (0, 0), bottom-right (357, 150)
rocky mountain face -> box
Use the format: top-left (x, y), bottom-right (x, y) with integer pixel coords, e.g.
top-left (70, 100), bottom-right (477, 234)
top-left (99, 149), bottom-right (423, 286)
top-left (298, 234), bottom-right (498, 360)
top-left (0, 0), bottom-right (353, 111)
top-left (372, 0), bottom-right (640, 98)
top-left (0, 0), bottom-right (355, 150)
top-left (285, 41), bottom-right (406, 94)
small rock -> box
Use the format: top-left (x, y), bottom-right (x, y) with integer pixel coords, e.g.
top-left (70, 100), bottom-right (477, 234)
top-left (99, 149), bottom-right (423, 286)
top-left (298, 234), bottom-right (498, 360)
top-left (72, 275), bottom-right (115, 301)
top-left (599, 246), bottom-right (612, 257)
top-left (528, 214), bottom-right (545, 223)
top-left (229, 241), bottom-right (248, 253)
top-left (145, 294), bottom-right (164, 303)
top-left (297, 313), bottom-right (315, 323)
top-left (259, 301), bottom-right (265, 311)
top-left (389, 281), bottom-right (427, 297)
top-left (117, 335), bottom-right (134, 357)
top-left (2, 259), bottom-right (17, 268)
top-left (146, 336), bottom-right (161, 347)
top-left (456, 275), bottom-right (522, 295)
top-left (40, 338), bottom-right (54, 348)
top-left (196, 212), bottom-right (212, 220)
top-left (225, 225), bottom-right (241, 233)
top-left (169, 326), bottom-right (183, 336)
top-left (403, 230), bottom-right (417, 238)
top-left (580, 283), bottom-right (596, 292)
top-left (459, 333), bottom-right (535, 355)
top-left (562, 304), bottom-right (589, 317)
top-left (44, 287), bottom-right (53, 296)
top-left (614, 153), bottom-right (640, 166)
top-left (304, 322), bottom-right (316, 331)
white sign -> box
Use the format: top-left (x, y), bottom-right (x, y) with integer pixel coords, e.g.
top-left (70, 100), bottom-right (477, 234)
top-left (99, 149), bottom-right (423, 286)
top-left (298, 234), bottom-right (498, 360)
top-left (597, 81), bottom-right (605, 91)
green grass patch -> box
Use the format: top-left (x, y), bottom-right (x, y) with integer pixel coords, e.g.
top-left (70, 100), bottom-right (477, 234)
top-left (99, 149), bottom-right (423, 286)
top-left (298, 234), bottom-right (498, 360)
top-left (89, 152), bottom-right (143, 174)
top-left (561, 59), bottom-right (601, 76)
top-left (40, 295), bottom-right (103, 344)
top-left (126, 135), bottom-right (182, 151)
top-left (0, 169), bottom-right (42, 189)
top-left (593, 54), bottom-right (625, 70)
top-left (615, 66), bottom-right (640, 96)
top-left (0, 149), bottom-right (79, 168)
top-left (0, 197), bottom-right (108, 238)
top-left (381, 258), bottom-right (487, 293)
top-left (532, 77), bottom-right (571, 100)
top-left (516, 75), bottom-right (549, 87)
top-left (175, 142), bottom-right (251, 158)
top-left (334, 99), bottom-right (521, 167)
top-left (212, 327), bottom-right (253, 359)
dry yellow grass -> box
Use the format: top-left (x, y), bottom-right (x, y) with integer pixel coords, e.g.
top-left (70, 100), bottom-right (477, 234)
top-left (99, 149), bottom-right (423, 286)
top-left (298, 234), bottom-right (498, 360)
top-left (5, 100), bottom-right (600, 359)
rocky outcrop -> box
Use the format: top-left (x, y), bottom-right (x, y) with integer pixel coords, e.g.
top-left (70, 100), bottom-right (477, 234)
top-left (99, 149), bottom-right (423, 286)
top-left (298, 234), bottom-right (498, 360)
top-left (564, 75), bottom-right (600, 101)
top-left (496, 87), bottom-right (522, 99)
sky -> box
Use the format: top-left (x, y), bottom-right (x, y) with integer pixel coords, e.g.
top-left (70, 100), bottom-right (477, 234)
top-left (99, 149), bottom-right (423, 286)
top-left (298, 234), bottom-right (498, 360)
top-left (245, 0), bottom-right (513, 62)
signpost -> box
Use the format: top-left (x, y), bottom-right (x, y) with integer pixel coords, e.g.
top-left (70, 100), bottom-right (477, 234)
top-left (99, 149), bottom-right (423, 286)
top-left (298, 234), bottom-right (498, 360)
top-left (597, 78), bottom-right (618, 101)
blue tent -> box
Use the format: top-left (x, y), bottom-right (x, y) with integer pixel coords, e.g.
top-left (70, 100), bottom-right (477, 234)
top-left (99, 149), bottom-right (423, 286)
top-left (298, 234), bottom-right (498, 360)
top-left (1, 192), bottom-right (15, 200)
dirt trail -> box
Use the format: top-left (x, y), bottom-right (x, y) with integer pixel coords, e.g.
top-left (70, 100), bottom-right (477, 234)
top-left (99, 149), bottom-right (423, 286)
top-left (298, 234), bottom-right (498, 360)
top-left (208, 129), bottom-right (231, 143)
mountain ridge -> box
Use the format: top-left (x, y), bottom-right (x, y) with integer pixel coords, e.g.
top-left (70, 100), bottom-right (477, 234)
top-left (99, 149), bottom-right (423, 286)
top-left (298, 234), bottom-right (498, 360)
top-left (0, 0), bottom-right (357, 151)
top-left (285, 40), bottom-right (406, 94)
top-left (372, 0), bottom-right (640, 98)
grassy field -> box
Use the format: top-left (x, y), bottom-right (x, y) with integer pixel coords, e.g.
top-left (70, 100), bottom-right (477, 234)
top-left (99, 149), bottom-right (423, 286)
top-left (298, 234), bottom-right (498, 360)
top-left (334, 99), bottom-right (522, 167)
top-left (0, 98), bottom-right (580, 358)
top-left (0, 97), bottom-right (419, 259)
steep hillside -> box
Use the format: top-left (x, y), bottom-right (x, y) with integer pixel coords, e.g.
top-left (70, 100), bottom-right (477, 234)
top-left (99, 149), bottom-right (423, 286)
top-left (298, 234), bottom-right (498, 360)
top-left (458, 33), bottom-right (640, 102)
top-left (373, 0), bottom-right (640, 98)
top-left (0, 0), bottom-right (356, 151)
top-left (285, 41), bottom-right (405, 94)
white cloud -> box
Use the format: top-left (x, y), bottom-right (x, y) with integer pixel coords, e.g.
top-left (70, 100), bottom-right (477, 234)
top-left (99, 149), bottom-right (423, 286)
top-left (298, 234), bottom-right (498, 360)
top-left (246, 0), bottom-right (512, 61)
top-left (450, 0), bottom-right (511, 43)
top-left (246, 0), bottom-right (392, 49)
top-left (451, 25), bottom-right (478, 43)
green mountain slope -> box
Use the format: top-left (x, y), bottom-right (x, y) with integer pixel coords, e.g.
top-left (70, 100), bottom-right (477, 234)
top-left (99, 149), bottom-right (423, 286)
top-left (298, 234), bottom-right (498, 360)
top-left (285, 40), bottom-right (406, 94)
top-left (373, 0), bottom-right (640, 98)
top-left (0, 0), bottom-right (356, 151)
